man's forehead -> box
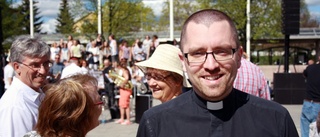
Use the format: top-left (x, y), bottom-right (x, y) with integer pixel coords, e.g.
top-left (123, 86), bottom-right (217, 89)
top-left (23, 56), bottom-right (49, 62)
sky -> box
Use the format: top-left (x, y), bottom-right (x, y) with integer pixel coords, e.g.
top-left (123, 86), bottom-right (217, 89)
top-left (14, 0), bottom-right (320, 34)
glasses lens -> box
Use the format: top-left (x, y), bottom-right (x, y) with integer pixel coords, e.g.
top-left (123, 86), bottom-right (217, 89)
top-left (214, 49), bottom-right (235, 61)
top-left (186, 53), bottom-right (206, 63)
top-left (146, 73), bottom-right (167, 81)
top-left (186, 49), bottom-right (236, 64)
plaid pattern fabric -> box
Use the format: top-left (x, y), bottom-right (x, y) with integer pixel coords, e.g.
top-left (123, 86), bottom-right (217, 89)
top-left (233, 58), bottom-right (271, 100)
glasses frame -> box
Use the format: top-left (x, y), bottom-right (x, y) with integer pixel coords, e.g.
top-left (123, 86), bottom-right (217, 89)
top-left (184, 48), bottom-right (237, 64)
top-left (145, 73), bottom-right (171, 82)
top-left (17, 61), bottom-right (51, 72)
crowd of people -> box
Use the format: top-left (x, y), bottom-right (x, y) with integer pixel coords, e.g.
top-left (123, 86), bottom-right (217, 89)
top-left (45, 34), bottom-right (161, 81)
top-left (2, 8), bottom-right (319, 137)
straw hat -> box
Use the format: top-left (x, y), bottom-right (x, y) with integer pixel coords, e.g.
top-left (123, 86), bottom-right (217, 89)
top-left (135, 44), bottom-right (192, 87)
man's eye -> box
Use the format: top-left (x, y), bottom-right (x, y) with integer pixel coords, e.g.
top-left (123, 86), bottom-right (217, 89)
top-left (32, 64), bottom-right (41, 68)
top-left (215, 49), bottom-right (229, 55)
top-left (190, 52), bottom-right (205, 57)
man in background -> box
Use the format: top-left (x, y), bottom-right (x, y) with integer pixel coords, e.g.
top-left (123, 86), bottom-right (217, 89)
top-left (48, 54), bottom-right (64, 82)
top-left (3, 58), bottom-right (14, 91)
top-left (301, 60), bottom-right (320, 137)
top-left (233, 49), bottom-right (271, 100)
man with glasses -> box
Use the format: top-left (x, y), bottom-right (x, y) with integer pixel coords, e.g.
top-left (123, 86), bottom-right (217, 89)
top-left (137, 9), bottom-right (298, 137)
top-left (0, 36), bottom-right (51, 137)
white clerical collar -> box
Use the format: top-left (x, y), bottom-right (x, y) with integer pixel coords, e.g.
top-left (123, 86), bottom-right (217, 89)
top-left (207, 101), bottom-right (223, 110)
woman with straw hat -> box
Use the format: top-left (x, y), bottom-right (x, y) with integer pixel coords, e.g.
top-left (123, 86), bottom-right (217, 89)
top-left (135, 44), bottom-right (191, 103)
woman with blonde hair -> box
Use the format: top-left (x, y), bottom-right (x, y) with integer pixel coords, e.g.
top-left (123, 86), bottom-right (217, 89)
top-left (24, 74), bottom-right (102, 137)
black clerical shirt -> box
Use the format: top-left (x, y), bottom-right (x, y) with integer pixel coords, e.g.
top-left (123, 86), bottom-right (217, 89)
top-left (136, 89), bottom-right (298, 137)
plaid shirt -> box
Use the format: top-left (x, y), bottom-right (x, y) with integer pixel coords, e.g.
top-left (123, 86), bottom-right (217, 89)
top-left (233, 58), bottom-right (271, 100)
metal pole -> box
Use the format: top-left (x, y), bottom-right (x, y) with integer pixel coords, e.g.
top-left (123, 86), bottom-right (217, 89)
top-left (29, 0), bottom-right (34, 38)
top-left (0, 7), bottom-right (2, 50)
top-left (246, 0), bottom-right (250, 60)
top-left (169, 0), bottom-right (174, 40)
top-left (97, 0), bottom-right (102, 34)
top-left (284, 35), bottom-right (290, 73)
top-left (0, 7), bottom-right (4, 98)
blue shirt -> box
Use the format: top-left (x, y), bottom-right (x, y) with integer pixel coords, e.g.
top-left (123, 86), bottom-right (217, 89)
top-left (49, 62), bottom-right (65, 75)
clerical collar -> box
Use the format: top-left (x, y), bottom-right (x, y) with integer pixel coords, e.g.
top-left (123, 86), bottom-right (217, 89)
top-left (207, 101), bottom-right (223, 110)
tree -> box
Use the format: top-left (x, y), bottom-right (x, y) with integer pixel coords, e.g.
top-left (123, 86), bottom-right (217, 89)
top-left (102, 0), bottom-right (156, 37)
top-left (300, 0), bottom-right (319, 28)
top-left (70, 0), bottom-right (155, 39)
top-left (250, 0), bottom-right (283, 39)
top-left (0, 0), bottom-right (22, 42)
top-left (68, 0), bottom-right (97, 36)
top-left (17, 0), bottom-right (43, 34)
top-left (158, 0), bottom-right (197, 32)
top-left (69, 0), bottom-right (92, 20)
top-left (77, 13), bottom-right (98, 35)
top-left (195, 0), bottom-right (283, 46)
top-left (56, 0), bottom-right (75, 34)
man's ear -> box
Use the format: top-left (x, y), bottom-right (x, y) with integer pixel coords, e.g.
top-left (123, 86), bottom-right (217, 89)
top-left (237, 46), bottom-right (244, 69)
top-left (12, 62), bottom-right (21, 75)
top-left (178, 51), bottom-right (186, 72)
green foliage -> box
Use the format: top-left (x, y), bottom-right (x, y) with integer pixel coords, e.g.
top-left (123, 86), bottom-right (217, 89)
top-left (80, 14), bottom-right (98, 34)
top-left (158, 0), bottom-right (197, 32)
top-left (1, 0), bottom-right (19, 40)
top-left (213, 0), bottom-right (247, 42)
top-left (0, 0), bottom-right (42, 41)
top-left (102, 0), bottom-right (156, 37)
top-left (196, 0), bottom-right (215, 9)
top-left (250, 0), bottom-right (283, 39)
top-left (160, 0), bottom-right (284, 42)
top-left (56, 0), bottom-right (75, 34)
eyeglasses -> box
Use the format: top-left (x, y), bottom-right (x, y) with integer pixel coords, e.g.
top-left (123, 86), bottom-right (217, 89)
top-left (145, 73), bottom-right (170, 81)
top-left (184, 48), bottom-right (237, 65)
top-left (95, 101), bottom-right (103, 106)
top-left (17, 61), bottom-right (51, 71)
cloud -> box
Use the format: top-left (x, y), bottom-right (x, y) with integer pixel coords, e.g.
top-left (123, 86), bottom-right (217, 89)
top-left (37, 0), bottom-right (60, 20)
top-left (41, 19), bottom-right (58, 34)
top-left (305, 0), bottom-right (320, 6)
top-left (37, 0), bottom-right (60, 33)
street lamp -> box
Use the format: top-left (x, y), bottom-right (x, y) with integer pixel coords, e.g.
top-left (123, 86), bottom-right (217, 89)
top-left (246, 0), bottom-right (250, 60)
top-left (97, 0), bottom-right (102, 35)
top-left (30, 0), bottom-right (34, 38)
top-left (169, 0), bottom-right (173, 40)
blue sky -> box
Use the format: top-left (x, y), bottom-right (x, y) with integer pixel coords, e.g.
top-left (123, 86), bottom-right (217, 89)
top-left (307, 0), bottom-right (320, 20)
top-left (12, 0), bottom-right (320, 34)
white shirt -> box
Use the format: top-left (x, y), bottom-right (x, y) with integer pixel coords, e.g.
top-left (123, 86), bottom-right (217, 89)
top-left (310, 121), bottom-right (320, 137)
top-left (50, 47), bottom-right (60, 61)
top-left (0, 77), bottom-right (44, 137)
top-left (60, 63), bottom-right (83, 79)
top-left (4, 63), bottom-right (14, 89)
top-left (143, 39), bottom-right (152, 49)
top-left (110, 40), bottom-right (118, 56)
top-left (88, 46), bottom-right (100, 62)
